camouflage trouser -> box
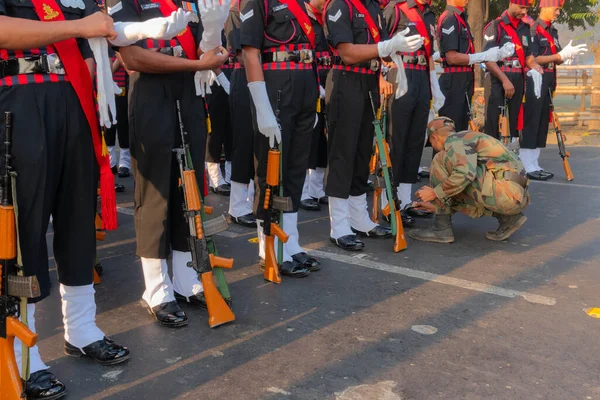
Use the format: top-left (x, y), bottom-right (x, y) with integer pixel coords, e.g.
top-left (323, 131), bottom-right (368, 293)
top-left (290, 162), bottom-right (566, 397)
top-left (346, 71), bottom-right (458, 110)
top-left (430, 153), bottom-right (530, 218)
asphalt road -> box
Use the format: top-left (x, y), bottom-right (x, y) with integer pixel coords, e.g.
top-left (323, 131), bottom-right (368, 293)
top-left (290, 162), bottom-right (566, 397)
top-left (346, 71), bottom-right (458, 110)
top-left (36, 146), bottom-right (600, 400)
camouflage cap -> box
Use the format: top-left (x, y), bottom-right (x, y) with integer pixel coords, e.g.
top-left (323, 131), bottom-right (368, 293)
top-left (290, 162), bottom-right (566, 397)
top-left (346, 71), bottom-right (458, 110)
top-left (426, 117), bottom-right (456, 140)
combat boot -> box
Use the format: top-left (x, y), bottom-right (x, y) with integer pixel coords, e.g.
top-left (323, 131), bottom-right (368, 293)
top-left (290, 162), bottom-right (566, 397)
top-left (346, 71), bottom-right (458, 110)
top-left (486, 213), bottom-right (527, 241)
top-left (408, 214), bottom-right (454, 243)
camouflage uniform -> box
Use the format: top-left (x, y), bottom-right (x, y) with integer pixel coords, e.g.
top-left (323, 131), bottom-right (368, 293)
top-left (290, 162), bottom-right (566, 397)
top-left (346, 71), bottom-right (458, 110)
top-left (431, 131), bottom-right (530, 218)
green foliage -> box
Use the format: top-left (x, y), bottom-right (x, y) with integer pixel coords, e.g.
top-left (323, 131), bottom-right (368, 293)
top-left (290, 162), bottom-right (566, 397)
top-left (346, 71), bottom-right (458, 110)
top-left (430, 0), bottom-right (597, 30)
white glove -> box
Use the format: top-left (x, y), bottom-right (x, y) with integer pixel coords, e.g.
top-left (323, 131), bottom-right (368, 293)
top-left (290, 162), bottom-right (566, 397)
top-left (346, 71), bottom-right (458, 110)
top-left (215, 72), bottom-right (230, 95)
top-left (498, 42), bottom-right (515, 60)
top-left (89, 38), bottom-right (120, 128)
top-left (429, 70), bottom-right (445, 113)
top-left (527, 69), bottom-right (542, 99)
top-left (198, 0), bottom-right (230, 53)
top-left (432, 51), bottom-right (440, 62)
top-left (377, 28), bottom-right (423, 58)
top-left (313, 114), bottom-right (319, 129)
top-left (248, 81), bottom-right (281, 148)
top-left (558, 40), bottom-right (588, 61)
top-left (319, 85), bottom-right (326, 99)
top-left (194, 70), bottom-right (214, 97)
top-left (468, 46), bottom-right (503, 64)
top-left (392, 54), bottom-right (408, 99)
top-left (110, 10), bottom-right (197, 47)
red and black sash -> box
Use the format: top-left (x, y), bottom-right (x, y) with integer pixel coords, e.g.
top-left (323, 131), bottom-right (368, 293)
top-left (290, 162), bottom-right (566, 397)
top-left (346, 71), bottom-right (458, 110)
top-left (346, 0), bottom-right (381, 43)
top-left (536, 24), bottom-right (557, 55)
top-left (498, 18), bottom-right (526, 130)
top-left (397, 2), bottom-right (430, 59)
top-left (151, 0), bottom-right (199, 59)
top-left (31, 0), bottom-right (117, 229)
top-left (279, 0), bottom-right (316, 48)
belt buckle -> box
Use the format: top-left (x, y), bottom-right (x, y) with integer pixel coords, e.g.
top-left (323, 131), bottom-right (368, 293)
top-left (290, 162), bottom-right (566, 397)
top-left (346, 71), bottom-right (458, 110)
top-left (44, 54), bottom-right (65, 74)
top-left (321, 56), bottom-right (331, 66)
top-left (417, 55), bottom-right (426, 65)
top-left (513, 60), bottom-right (521, 68)
top-left (299, 49), bottom-right (313, 64)
top-left (369, 59), bottom-right (380, 72)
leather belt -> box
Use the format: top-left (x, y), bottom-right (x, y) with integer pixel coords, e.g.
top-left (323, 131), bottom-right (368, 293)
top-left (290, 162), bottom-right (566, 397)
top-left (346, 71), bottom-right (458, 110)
top-left (498, 171), bottom-right (529, 188)
top-left (402, 54), bottom-right (427, 66)
top-left (0, 54), bottom-right (65, 78)
top-left (317, 56), bottom-right (332, 67)
top-left (499, 59), bottom-right (522, 68)
top-left (156, 46), bottom-right (187, 58)
top-left (333, 56), bottom-right (381, 72)
top-left (261, 49), bottom-right (315, 64)
top-left (546, 62), bottom-right (556, 69)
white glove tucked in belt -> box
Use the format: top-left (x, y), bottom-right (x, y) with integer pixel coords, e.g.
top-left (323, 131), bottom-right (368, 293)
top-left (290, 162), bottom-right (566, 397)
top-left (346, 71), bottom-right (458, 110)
top-left (89, 38), bottom-right (121, 128)
top-left (430, 70), bottom-right (445, 113)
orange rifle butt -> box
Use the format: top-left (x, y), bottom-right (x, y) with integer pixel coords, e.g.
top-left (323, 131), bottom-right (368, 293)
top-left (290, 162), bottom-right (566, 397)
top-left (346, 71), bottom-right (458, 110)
top-left (0, 205), bottom-right (16, 259)
top-left (93, 268), bottom-right (101, 285)
top-left (204, 206), bottom-right (213, 215)
top-left (263, 223), bottom-right (288, 284)
top-left (200, 271), bottom-right (235, 328)
top-left (371, 188), bottom-right (381, 223)
top-left (392, 210), bottom-right (407, 252)
top-left (563, 158), bottom-right (574, 182)
top-left (1, 316), bottom-right (38, 400)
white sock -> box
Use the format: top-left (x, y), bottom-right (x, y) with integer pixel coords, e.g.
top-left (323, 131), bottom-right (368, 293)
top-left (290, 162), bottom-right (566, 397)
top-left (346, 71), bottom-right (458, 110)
top-left (248, 179), bottom-right (255, 203)
top-left (301, 170), bottom-right (311, 201)
top-left (534, 148), bottom-right (542, 171)
top-left (519, 149), bottom-right (537, 173)
top-left (308, 167), bottom-right (326, 199)
top-left (61, 284), bottom-right (105, 349)
top-left (207, 162), bottom-right (225, 188)
top-left (329, 196), bottom-right (353, 239)
top-left (14, 304), bottom-right (49, 375)
top-left (118, 148), bottom-right (131, 169)
top-left (172, 250), bottom-right (203, 297)
top-left (140, 258), bottom-right (175, 308)
top-left (283, 212), bottom-right (304, 257)
top-left (224, 161), bottom-right (232, 184)
top-left (256, 219), bottom-right (266, 260)
top-left (108, 146), bottom-right (117, 169)
top-left (228, 181), bottom-right (253, 218)
top-left (397, 183), bottom-right (412, 208)
top-left (349, 194), bottom-right (378, 233)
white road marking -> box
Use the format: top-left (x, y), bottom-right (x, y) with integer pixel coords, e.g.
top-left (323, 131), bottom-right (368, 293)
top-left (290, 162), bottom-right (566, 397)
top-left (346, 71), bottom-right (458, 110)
top-left (309, 249), bottom-right (556, 306)
top-left (266, 387), bottom-right (291, 396)
top-left (116, 207), bottom-right (134, 216)
top-left (411, 325), bottom-right (438, 335)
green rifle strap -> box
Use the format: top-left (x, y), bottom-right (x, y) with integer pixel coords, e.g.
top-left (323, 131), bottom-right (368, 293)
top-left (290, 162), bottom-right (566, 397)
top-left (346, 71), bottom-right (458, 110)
top-left (277, 141), bottom-right (284, 265)
top-left (11, 172), bottom-right (29, 381)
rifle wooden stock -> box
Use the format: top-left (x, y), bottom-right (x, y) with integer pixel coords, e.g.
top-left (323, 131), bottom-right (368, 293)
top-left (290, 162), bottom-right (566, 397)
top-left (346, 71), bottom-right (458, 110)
top-left (392, 210), bottom-right (407, 252)
top-left (1, 316), bottom-right (37, 400)
top-left (468, 120), bottom-right (478, 132)
top-left (551, 110), bottom-right (574, 181)
top-left (563, 158), bottom-right (574, 181)
top-left (371, 187), bottom-right (381, 223)
top-left (263, 223), bottom-right (287, 284)
top-left (183, 170), bottom-right (201, 212)
top-left (499, 115), bottom-right (510, 145)
top-left (200, 271), bottom-right (235, 328)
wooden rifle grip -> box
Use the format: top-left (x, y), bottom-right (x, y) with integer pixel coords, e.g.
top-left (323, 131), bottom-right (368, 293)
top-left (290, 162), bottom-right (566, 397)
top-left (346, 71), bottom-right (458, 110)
top-left (0, 205), bottom-right (16, 259)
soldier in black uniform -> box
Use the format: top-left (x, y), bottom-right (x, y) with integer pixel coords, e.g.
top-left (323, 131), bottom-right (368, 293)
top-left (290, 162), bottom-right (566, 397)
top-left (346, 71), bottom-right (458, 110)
top-left (520, 0), bottom-right (586, 180)
top-left (241, 0), bottom-right (322, 276)
top-left (437, 0), bottom-right (513, 133)
top-left (323, 0), bottom-right (423, 251)
top-left (382, 0), bottom-right (440, 221)
top-left (108, 0), bottom-right (229, 326)
top-left (299, 0), bottom-right (329, 212)
top-left (483, 0), bottom-right (543, 141)
top-left (0, 1), bottom-right (150, 396)
top-left (225, 1), bottom-right (257, 227)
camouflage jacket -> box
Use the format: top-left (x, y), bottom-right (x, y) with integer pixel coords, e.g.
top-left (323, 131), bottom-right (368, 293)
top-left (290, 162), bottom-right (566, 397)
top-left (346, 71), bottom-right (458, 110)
top-left (433, 131), bottom-right (526, 202)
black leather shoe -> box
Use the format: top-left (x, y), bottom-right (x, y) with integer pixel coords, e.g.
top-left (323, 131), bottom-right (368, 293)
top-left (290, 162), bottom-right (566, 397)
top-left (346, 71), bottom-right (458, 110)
top-left (114, 183), bottom-right (125, 193)
top-left (174, 291), bottom-right (208, 310)
top-left (418, 170), bottom-right (430, 178)
top-left (25, 370), bottom-right (67, 400)
top-left (405, 205), bottom-right (433, 218)
top-left (65, 337), bottom-right (130, 366)
top-left (111, 165), bottom-right (118, 175)
top-left (280, 260), bottom-right (311, 278)
top-left (292, 252), bottom-right (321, 271)
top-left (300, 198), bottom-right (320, 211)
top-left (401, 210), bottom-right (416, 225)
top-left (330, 235), bottom-right (365, 251)
top-left (540, 170), bottom-right (554, 179)
top-left (118, 166), bottom-right (130, 178)
top-left (526, 170), bottom-right (549, 181)
top-left (316, 196), bottom-right (328, 205)
top-left (145, 300), bottom-right (188, 327)
top-left (352, 225), bottom-right (392, 239)
top-left (211, 184), bottom-right (231, 196)
top-left (231, 213), bottom-right (257, 228)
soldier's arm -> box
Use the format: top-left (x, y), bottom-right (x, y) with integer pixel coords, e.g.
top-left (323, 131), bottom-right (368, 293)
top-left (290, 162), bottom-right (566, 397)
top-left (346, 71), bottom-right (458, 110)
top-left (239, 0), bottom-right (265, 82)
top-left (433, 138), bottom-right (478, 201)
top-left (440, 16), bottom-right (469, 66)
top-left (119, 46), bottom-right (223, 73)
top-left (0, 13), bottom-right (116, 50)
top-left (482, 23), bottom-right (510, 85)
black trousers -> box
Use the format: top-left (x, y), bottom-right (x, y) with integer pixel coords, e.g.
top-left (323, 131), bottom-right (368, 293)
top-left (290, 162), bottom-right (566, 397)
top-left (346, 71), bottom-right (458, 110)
top-left (325, 70), bottom-right (378, 199)
top-left (0, 82), bottom-right (96, 301)
top-left (253, 69), bottom-right (317, 219)
top-left (308, 69), bottom-right (329, 170)
top-left (104, 92), bottom-right (129, 149)
top-left (206, 69), bottom-right (232, 164)
top-left (229, 68), bottom-right (255, 184)
top-left (439, 71), bottom-right (474, 132)
top-left (485, 72), bottom-right (524, 139)
top-left (521, 72), bottom-right (555, 149)
top-left (128, 71), bottom-right (207, 258)
top-left (387, 69), bottom-right (430, 185)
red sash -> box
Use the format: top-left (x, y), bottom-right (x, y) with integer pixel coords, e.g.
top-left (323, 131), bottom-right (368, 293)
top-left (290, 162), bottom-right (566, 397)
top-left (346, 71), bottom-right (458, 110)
top-left (499, 19), bottom-right (526, 130)
top-left (279, 0), bottom-right (316, 48)
top-left (30, 0), bottom-right (117, 229)
top-left (398, 2), bottom-right (431, 59)
top-left (151, 0), bottom-right (199, 59)
top-left (536, 24), bottom-right (557, 55)
top-left (346, 0), bottom-right (381, 43)
top-left (454, 12), bottom-right (474, 54)
top-left (306, 2), bottom-right (323, 26)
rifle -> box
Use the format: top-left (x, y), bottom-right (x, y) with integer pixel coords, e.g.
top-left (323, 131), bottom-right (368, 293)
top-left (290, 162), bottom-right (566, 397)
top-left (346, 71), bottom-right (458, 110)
top-left (0, 112), bottom-right (41, 399)
top-left (548, 89), bottom-right (574, 181)
top-left (261, 91), bottom-right (292, 283)
top-left (370, 146), bottom-right (382, 223)
top-left (173, 101), bottom-right (234, 328)
top-left (498, 97), bottom-right (511, 147)
top-left (368, 93), bottom-right (407, 253)
top-left (466, 94), bottom-right (479, 132)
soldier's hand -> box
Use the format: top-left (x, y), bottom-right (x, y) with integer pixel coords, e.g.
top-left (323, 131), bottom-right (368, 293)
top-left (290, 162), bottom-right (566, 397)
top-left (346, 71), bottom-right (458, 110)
top-left (412, 201), bottom-right (436, 214)
top-left (502, 79), bottom-right (515, 99)
top-left (380, 77), bottom-right (393, 97)
top-left (198, 47), bottom-right (228, 71)
top-left (416, 186), bottom-right (437, 203)
top-left (80, 12), bottom-right (117, 40)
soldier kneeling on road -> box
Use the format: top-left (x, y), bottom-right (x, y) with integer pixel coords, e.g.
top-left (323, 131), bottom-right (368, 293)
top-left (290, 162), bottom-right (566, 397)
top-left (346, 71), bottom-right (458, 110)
top-left (410, 117), bottom-right (530, 243)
